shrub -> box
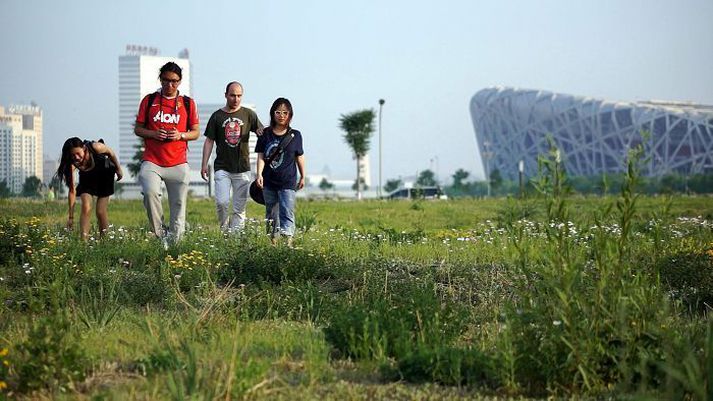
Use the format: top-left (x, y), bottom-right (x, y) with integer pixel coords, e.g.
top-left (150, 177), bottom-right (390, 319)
top-left (219, 244), bottom-right (332, 286)
top-left (14, 311), bottom-right (87, 393)
top-left (658, 251), bottom-right (713, 313)
top-left (324, 279), bottom-right (468, 361)
top-left (383, 346), bottom-right (498, 387)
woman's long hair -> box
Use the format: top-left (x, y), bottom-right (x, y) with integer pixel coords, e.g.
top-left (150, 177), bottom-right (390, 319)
top-left (269, 97), bottom-right (293, 129)
top-left (55, 137), bottom-right (84, 187)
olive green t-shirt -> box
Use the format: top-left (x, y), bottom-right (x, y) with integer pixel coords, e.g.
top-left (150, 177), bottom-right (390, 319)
top-left (204, 107), bottom-right (263, 174)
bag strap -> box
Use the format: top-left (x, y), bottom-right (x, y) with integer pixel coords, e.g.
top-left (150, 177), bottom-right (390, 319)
top-left (265, 129), bottom-right (295, 166)
top-left (183, 95), bottom-right (191, 131)
top-left (143, 92), bottom-right (192, 132)
top-left (143, 92), bottom-right (157, 128)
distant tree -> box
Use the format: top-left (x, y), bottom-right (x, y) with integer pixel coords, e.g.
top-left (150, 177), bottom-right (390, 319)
top-left (0, 180), bottom-right (11, 198)
top-left (339, 109), bottom-right (375, 200)
top-left (384, 179), bottom-right (402, 193)
top-left (127, 141), bottom-right (145, 179)
top-left (452, 169), bottom-right (470, 190)
top-left (319, 177), bottom-right (334, 192)
top-left (490, 169), bottom-right (503, 193)
top-left (416, 169), bottom-right (437, 187)
top-left (21, 176), bottom-right (42, 198)
top-left (351, 177), bottom-right (369, 191)
top-left (48, 174), bottom-right (65, 196)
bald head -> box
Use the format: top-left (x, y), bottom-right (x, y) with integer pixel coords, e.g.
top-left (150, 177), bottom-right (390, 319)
top-left (224, 81), bottom-right (244, 111)
top-left (225, 81), bottom-right (243, 94)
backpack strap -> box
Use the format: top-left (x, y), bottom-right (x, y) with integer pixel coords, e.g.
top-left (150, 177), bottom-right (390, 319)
top-left (143, 92), bottom-right (158, 128)
top-left (183, 95), bottom-right (192, 132)
top-left (143, 92), bottom-right (192, 131)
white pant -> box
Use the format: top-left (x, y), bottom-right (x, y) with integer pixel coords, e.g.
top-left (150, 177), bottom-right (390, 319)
top-left (214, 170), bottom-right (251, 231)
top-left (139, 161), bottom-right (189, 241)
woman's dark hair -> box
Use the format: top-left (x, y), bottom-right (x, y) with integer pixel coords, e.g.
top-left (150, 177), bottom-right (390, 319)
top-left (269, 97), bottom-right (293, 128)
top-left (55, 137), bottom-right (84, 187)
top-left (159, 62), bottom-right (182, 79)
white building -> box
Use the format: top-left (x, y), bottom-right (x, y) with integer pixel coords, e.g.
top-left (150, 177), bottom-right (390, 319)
top-left (0, 105), bottom-right (43, 194)
top-left (42, 154), bottom-right (58, 186)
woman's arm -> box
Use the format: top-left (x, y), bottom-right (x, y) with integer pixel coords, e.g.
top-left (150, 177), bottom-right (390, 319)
top-left (256, 153), bottom-right (265, 189)
top-left (93, 142), bottom-right (123, 181)
top-left (296, 155), bottom-right (306, 190)
top-left (66, 166), bottom-right (76, 230)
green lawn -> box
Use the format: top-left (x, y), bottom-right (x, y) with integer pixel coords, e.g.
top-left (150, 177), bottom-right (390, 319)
top-left (0, 195), bottom-right (711, 400)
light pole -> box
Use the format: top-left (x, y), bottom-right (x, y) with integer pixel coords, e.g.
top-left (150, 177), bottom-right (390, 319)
top-left (518, 159), bottom-right (524, 199)
top-left (378, 99), bottom-right (385, 198)
top-left (482, 141), bottom-right (493, 197)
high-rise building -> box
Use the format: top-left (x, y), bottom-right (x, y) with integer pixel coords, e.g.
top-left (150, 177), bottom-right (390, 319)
top-left (42, 154), bottom-right (58, 186)
top-left (118, 45), bottom-right (192, 178)
top-left (470, 87), bottom-right (713, 179)
top-left (0, 105), bottom-right (43, 194)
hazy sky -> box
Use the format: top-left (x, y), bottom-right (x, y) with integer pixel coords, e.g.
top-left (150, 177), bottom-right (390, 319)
top-left (1, 0), bottom-right (712, 182)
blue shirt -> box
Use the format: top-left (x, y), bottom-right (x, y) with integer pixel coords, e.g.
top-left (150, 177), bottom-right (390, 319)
top-left (255, 128), bottom-right (304, 190)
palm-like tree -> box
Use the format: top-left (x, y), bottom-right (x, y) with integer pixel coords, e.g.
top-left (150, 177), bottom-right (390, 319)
top-left (339, 109), bottom-right (375, 200)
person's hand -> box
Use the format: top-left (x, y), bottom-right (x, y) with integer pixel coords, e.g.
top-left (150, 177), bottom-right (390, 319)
top-left (256, 176), bottom-right (264, 189)
top-left (297, 177), bottom-right (305, 190)
top-left (201, 166), bottom-right (209, 182)
top-left (256, 126), bottom-right (264, 136)
top-left (165, 129), bottom-right (181, 141)
top-left (66, 216), bottom-right (74, 231)
top-left (155, 129), bottom-right (169, 141)
top-left (116, 168), bottom-right (124, 181)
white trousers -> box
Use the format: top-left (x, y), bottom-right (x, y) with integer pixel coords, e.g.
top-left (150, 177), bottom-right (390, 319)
top-left (214, 170), bottom-right (251, 231)
top-left (139, 161), bottom-right (190, 241)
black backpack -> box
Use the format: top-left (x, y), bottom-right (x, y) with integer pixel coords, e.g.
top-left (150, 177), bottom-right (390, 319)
top-left (143, 92), bottom-right (192, 131)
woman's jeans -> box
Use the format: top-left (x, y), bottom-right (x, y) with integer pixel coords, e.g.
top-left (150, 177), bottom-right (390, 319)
top-left (263, 188), bottom-right (296, 237)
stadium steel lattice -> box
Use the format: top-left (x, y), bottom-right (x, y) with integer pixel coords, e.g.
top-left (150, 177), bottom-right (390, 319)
top-left (470, 87), bottom-right (713, 180)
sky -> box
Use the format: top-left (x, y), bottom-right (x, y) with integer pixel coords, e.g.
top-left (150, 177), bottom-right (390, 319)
top-left (1, 0), bottom-right (712, 184)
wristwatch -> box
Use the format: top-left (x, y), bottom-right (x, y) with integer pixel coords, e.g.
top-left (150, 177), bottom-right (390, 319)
top-left (180, 132), bottom-right (186, 140)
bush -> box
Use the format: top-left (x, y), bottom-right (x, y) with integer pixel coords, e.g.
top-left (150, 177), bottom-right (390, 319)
top-left (383, 346), bottom-right (498, 387)
top-left (658, 251), bottom-right (713, 313)
top-left (219, 244), bottom-right (332, 286)
top-left (324, 279), bottom-right (468, 361)
top-left (14, 312), bottom-right (87, 393)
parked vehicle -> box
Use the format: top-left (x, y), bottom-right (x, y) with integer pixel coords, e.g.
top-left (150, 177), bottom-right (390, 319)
top-left (387, 186), bottom-right (448, 200)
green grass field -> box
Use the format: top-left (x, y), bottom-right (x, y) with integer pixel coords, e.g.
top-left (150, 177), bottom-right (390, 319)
top-left (0, 192), bottom-right (712, 400)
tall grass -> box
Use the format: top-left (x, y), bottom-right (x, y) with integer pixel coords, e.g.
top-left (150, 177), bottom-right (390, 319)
top-left (0, 183), bottom-right (711, 399)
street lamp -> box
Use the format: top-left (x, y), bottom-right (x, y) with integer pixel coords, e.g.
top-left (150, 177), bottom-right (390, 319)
top-left (482, 141), bottom-right (493, 197)
top-left (378, 99), bottom-right (385, 198)
top-left (518, 159), bottom-right (524, 199)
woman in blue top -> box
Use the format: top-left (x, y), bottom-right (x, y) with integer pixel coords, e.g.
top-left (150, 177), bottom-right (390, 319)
top-left (255, 98), bottom-right (305, 246)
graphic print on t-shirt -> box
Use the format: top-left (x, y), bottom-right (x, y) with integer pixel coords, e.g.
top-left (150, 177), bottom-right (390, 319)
top-left (153, 110), bottom-right (181, 125)
top-left (265, 140), bottom-right (284, 169)
top-left (222, 117), bottom-right (244, 148)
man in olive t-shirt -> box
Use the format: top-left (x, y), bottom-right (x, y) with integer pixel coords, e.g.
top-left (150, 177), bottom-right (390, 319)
top-left (201, 81), bottom-right (264, 231)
